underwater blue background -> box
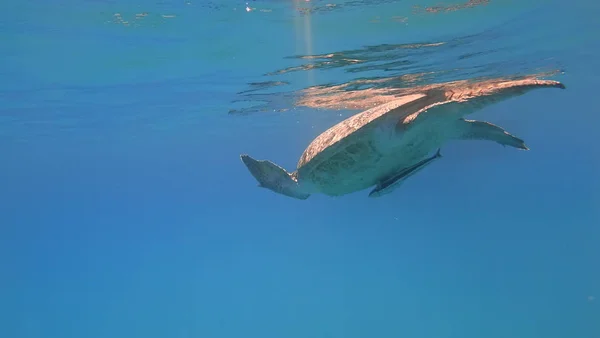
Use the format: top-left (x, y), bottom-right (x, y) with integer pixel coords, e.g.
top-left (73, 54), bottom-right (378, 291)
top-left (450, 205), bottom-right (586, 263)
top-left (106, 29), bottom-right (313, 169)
top-left (1, 0), bottom-right (599, 337)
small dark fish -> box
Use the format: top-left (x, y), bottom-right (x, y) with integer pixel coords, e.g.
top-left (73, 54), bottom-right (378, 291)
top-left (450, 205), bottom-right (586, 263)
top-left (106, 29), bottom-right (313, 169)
top-left (369, 148), bottom-right (442, 197)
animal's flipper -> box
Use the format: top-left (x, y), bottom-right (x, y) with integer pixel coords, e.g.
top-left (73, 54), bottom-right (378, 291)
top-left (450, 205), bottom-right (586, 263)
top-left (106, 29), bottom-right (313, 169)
top-left (240, 154), bottom-right (310, 200)
top-left (369, 149), bottom-right (442, 198)
top-left (454, 119), bottom-right (529, 150)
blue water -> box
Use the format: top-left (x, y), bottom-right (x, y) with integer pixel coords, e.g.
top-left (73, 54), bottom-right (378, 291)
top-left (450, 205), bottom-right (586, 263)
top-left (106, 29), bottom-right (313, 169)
top-left (1, 0), bottom-right (599, 337)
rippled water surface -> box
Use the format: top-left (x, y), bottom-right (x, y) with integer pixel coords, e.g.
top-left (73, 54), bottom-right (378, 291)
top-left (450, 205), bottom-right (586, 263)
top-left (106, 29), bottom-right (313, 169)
top-left (1, 0), bottom-right (599, 337)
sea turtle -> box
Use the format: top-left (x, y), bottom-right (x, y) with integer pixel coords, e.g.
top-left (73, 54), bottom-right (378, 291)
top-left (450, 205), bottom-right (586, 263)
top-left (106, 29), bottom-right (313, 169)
top-left (240, 77), bottom-right (565, 200)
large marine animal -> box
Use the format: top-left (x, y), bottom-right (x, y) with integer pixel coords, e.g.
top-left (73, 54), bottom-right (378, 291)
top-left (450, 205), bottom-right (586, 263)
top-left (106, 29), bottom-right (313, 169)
top-left (240, 77), bottom-right (565, 200)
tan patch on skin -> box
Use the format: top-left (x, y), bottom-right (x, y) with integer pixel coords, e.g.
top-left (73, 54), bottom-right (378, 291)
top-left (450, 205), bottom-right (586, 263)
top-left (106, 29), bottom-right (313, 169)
top-left (295, 70), bottom-right (563, 111)
top-left (413, 0), bottom-right (490, 14)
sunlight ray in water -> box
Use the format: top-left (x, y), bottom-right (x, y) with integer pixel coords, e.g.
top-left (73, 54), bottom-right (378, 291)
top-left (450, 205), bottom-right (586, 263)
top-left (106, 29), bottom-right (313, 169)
top-left (294, 0), bottom-right (316, 87)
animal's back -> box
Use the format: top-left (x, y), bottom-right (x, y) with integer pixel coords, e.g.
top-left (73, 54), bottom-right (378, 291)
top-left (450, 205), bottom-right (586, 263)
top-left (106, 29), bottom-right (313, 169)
top-left (297, 111), bottom-right (455, 196)
top-left (295, 93), bottom-right (437, 196)
top-left (298, 133), bottom-right (385, 195)
top-left (296, 93), bottom-right (429, 171)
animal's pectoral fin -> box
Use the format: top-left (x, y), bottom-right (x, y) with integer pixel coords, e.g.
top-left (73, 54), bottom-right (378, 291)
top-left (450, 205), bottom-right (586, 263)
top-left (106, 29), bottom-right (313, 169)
top-left (454, 119), bottom-right (529, 150)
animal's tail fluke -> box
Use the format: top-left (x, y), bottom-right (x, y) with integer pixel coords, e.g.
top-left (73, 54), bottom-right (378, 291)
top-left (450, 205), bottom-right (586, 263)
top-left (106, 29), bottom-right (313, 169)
top-left (240, 154), bottom-right (310, 200)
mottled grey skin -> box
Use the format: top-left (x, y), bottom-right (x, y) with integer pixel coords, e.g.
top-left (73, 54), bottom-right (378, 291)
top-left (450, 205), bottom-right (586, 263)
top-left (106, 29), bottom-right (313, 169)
top-left (240, 77), bottom-right (566, 200)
